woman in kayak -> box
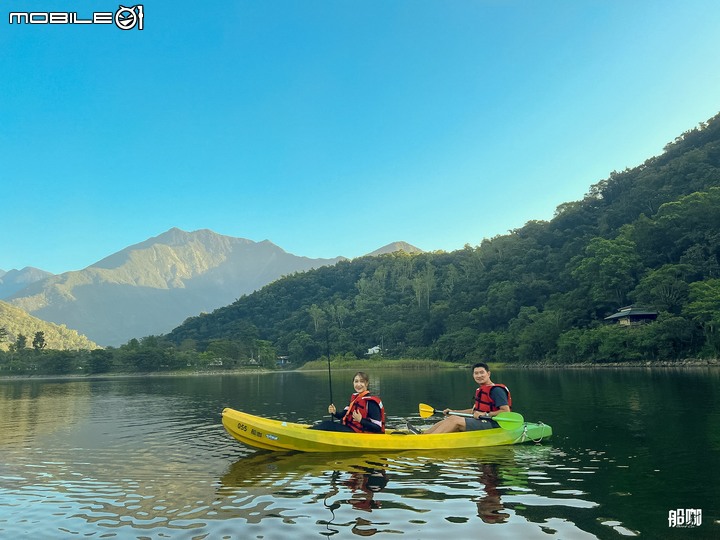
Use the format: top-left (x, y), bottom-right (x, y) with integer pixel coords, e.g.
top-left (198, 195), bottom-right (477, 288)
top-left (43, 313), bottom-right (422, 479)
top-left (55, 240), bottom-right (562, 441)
top-left (309, 371), bottom-right (385, 433)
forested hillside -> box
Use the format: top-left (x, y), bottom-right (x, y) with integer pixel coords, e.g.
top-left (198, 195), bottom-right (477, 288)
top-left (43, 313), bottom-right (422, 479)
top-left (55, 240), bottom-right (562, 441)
top-left (166, 113), bottom-right (720, 365)
top-left (0, 301), bottom-right (98, 352)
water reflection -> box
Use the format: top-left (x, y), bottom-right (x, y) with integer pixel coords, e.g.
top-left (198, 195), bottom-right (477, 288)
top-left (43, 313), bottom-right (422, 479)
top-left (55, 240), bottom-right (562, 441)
top-left (3, 370), bottom-right (715, 538)
top-left (319, 468), bottom-right (389, 537)
top-left (0, 381), bottom-right (91, 446)
top-left (344, 469), bottom-right (389, 511)
top-left (218, 452), bottom-right (400, 536)
top-left (474, 463), bottom-right (509, 523)
top-left (215, 445), bottom-right (608, 537)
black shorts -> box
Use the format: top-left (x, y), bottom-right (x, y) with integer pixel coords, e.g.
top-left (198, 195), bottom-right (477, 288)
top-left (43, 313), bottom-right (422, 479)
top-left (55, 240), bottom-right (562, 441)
top-left (308, 420), bottom-right (355, 432)
top-left (465, 418), bottom-right (498, 431)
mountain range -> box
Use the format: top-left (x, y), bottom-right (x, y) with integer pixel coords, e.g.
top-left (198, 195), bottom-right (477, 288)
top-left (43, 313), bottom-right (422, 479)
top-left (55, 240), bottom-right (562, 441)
top-left (2, 229), bottom-right (421, 347)
top-left (0, 267), bottom-right (53, 299)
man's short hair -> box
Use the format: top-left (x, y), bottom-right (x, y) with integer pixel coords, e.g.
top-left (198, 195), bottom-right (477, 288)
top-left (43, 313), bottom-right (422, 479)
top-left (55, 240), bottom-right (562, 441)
top-left (472, 362), bottom-right (490, 372)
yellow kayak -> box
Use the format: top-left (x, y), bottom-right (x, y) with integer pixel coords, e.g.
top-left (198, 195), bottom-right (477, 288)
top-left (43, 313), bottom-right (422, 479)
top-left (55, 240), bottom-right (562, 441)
top-left (221, 408), bottom-right (552, 452)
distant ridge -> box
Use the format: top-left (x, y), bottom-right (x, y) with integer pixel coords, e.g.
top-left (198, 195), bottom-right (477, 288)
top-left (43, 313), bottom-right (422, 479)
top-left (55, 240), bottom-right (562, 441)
top-left (0, 267), bottom-right (54, 299)
top-left (8, 228), bottom-right (344, 346)
top-left (366, 242), bottom-right (423, 256)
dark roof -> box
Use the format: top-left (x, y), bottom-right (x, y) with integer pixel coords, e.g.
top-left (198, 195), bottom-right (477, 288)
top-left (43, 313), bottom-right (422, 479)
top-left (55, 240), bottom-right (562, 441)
top-left (604, 306), bottom-right (659, 320)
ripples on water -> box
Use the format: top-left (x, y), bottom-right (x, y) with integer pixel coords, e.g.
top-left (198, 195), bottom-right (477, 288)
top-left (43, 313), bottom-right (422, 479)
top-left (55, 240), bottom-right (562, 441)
top-left (1, 407), bottom-right (625, 539)
top-left (211, 444), bottom-right (622, 539)
top-left (6, 372), bottom-right (708, 539)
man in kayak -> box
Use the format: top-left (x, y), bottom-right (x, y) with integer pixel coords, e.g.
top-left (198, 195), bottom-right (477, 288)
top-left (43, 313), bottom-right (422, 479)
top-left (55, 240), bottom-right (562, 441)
top-left (309, 371), bottom-right (386, 433)
top-left (419, 362), bottom-right (511, 434)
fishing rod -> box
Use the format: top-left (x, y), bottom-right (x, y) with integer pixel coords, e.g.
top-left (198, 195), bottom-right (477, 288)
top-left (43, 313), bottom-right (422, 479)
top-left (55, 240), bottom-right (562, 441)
top-left (326, 326), bottom-right (334, 422)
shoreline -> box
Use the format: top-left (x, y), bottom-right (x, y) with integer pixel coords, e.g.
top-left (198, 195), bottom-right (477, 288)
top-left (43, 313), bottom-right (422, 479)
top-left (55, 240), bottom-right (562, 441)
top-left (504, 359), bottom-right (720, 369)
top-left (0, 368), bottom-right (270, 382)
top-left (1, 358), bottom-right (718, 381)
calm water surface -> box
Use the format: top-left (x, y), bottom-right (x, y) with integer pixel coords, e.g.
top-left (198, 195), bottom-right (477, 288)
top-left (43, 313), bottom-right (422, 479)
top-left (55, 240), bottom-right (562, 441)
top-left (1, 368), bottom-right (718, 539)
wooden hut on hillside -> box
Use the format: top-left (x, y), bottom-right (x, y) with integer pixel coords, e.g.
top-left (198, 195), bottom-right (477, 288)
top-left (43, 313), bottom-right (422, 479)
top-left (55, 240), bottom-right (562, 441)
top-left (604, 306), bottom-right (659, 326)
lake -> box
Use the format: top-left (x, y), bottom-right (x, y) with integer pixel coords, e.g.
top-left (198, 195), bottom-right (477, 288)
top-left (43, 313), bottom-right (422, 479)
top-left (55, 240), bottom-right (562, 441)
top-left (1, 367), bottom-right (718, 539)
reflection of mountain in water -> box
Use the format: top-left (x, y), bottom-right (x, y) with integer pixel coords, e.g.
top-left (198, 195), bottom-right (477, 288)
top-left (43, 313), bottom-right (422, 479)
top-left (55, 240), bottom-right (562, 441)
top-left (1, 381), bottom-right (237, 536)
top-left (0, 380), bottom-right (92, 447)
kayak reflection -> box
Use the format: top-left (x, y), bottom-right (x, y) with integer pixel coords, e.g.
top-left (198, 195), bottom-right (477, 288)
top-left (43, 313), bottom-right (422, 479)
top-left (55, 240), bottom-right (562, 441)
top-left (220, 451), bottom-right (394, 536)
top-left (219, 451), bottom-right (394, 489)
top-left (217, 446), bottom-right (556, 535)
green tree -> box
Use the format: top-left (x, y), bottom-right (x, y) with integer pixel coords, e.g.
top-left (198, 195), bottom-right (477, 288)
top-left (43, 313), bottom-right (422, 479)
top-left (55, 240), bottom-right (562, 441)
top-left (87, 349), bottom-right (114, 374)
top-left (481, 281), bottom-right (521, 329)
top-left (556, 328), bottom-right (588, 363)
top-left (206, 339), bottom-right (242, 362)
top-left (435, 327), bottom-right (478, 362)
top-left (307, 304), bottom-right (325, 333)
top-left (256, 340), bottom-right (277, 369)
top-left (441, 264), bottom-right (459, 297)
top-left (516, 309), bottom-right (565, 362)
top-left (37, 350), bottom-right (75, 374)
top-left (631, 188), bottom-right (720, 271)
top-left (15, 334), bottom-right (28, 351)
top-left (287, 331), bottom-right (319, 363)
top-left (640, 314), bottom-right (698, 360)
top-left (328, 300), bottom-right (350, 329)
top-left (32, 331), bottom-right (47, 352)
top-left (412, 264), bottom-right (435, 310)
top-left (630, 264), bottom-right (690, 314)
top-left (684, 279), bottom-right (720, 355)
top-left (571, 235), bottom-right (644, 308)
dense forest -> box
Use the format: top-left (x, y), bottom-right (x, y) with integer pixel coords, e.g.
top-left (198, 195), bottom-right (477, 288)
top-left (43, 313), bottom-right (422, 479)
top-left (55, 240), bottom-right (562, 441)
top-left (166, 113), bottom-right (720, 366)
top-left (2, 112), bottom-right (719, 375)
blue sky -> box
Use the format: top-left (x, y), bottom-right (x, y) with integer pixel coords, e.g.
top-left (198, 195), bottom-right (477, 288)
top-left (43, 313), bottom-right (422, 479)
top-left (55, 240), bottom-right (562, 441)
top-left (2, 1), bottom-right (720, 274)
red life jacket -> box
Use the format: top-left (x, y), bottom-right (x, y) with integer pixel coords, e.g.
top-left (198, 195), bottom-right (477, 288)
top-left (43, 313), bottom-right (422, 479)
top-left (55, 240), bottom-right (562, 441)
top-left (342, 391), bottom-right (386, 433)
top-left (473, 384), bottom-right (512, 412)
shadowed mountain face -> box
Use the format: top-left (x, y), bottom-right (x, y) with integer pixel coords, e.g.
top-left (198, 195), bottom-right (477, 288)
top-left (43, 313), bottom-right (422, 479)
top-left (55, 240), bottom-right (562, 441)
top-left (8, 228), bottom-right (345, 346)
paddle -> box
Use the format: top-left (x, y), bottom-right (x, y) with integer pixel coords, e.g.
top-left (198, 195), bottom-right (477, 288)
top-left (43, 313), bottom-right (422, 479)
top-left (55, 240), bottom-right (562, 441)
top-left (418, 403), bottom-right (525, 430)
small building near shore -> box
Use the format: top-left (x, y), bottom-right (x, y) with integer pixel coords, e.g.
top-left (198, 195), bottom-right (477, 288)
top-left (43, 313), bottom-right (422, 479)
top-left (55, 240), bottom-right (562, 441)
top-left (276, 356), bottom-right (291, 367)
top-left (604, 306), bottom-right (659, 326)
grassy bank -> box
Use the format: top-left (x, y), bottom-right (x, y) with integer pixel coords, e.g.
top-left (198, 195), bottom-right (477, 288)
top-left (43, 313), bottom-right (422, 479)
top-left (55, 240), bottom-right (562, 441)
top-left (298, 358), bottom-right (461, 371)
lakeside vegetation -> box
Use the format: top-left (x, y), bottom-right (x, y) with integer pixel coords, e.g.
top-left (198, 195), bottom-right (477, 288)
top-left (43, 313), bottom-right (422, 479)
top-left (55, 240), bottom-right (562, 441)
top-left (299, 358), bottom-right (460, 371)
top-left (2, 113), bottom-right (720, 376)
top-left (0, 344), bottom-right (456, 377)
